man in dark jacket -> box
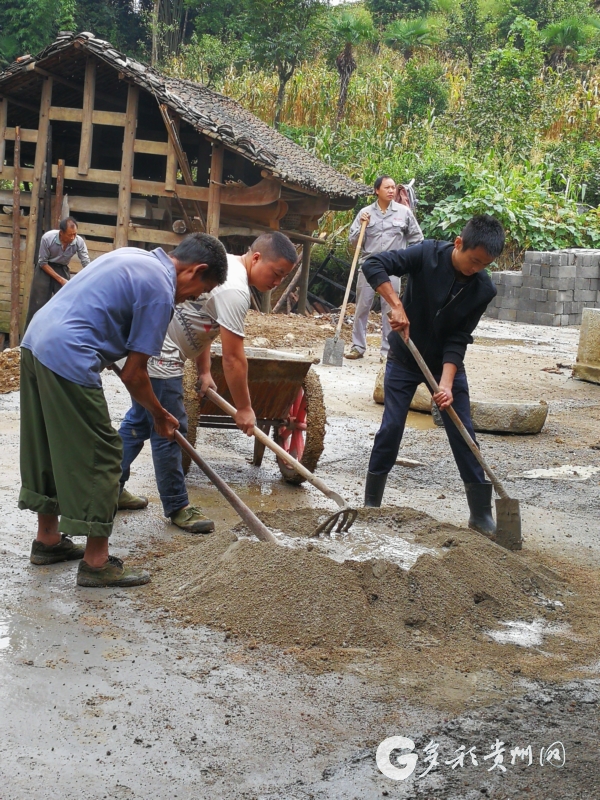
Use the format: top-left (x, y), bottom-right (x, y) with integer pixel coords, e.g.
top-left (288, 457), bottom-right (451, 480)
top-left (361, 214), bottom-right (505, 537)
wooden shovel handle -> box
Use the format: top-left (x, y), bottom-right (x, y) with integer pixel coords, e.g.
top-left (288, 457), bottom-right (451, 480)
top-left (405, 339), bottom-right (509, 500)
top-left (205, 387), bottom-right (349, 509)
top-left (334, 216), bottom-right (368, 339)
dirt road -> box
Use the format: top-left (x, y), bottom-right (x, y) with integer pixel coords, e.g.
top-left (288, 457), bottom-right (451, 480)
top-left (0, 316), bottom-right (598, 799)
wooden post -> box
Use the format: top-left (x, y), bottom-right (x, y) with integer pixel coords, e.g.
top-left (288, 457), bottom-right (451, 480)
top-left (296, 242), bottom-right (312, 315)
top-left (10, 127), bottom-right (21, 347)
top-left (206, 141), bottom-right (223, 237)
top-left (115, 83), bottom-right (139, 249)
top-left (21, 76), bottom-right (52, 330)
top-left (78, 58), bottom-right (96, 176)
top-left (260, 290), bottom-right (272, 314)
top-left (55, 158), bottom-right (65, 227)
top-left (0, 98), bottom-right (7, 174)
top-left (43, 124), bottom-right (52, 233)
top-left (165, 115), bottom-right (179, 192)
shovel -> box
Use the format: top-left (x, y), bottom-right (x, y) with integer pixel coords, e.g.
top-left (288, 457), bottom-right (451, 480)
top-left (205, 387), bottom-right (358, 536)
top-left (322, 216), bottom-right (368, 367)
top-left (405, 338), bottom-right (522, 551)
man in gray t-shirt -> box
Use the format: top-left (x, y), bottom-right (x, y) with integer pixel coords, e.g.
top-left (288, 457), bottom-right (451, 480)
top-left (25, 216), bottom-right (90, 328)
top-left (118, 232), bottom-right (298, 534)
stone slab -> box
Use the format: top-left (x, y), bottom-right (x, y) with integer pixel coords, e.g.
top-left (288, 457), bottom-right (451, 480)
top-left (573, 307), bottom-right (600, 385)
top-left (432, 400), bottom-right (549, 434)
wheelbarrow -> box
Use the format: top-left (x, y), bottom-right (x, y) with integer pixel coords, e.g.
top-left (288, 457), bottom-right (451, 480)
top-left (182, 346), bottom-right (326, 483)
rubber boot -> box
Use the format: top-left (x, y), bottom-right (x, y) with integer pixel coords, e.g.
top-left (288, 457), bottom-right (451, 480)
top-left (364, 472), bottom-right (388, 507)
top-left (464, 482), bottom-right (496, 538)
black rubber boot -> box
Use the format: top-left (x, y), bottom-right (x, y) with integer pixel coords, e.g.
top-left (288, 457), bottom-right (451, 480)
top-left (464, 482), bottom-right (496, 538)
top-left (364, 472), bottom-right (388, 507)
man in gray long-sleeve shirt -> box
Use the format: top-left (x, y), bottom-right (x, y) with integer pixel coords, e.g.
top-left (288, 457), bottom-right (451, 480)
top-left (25, 216), bottom-right (90, 329)
top-left (345, 175), bottom-right (423, 361)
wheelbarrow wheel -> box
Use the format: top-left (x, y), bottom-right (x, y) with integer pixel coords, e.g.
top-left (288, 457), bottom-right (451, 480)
top-left (274, 368), bottom-right (326, 484)
top-left (181, 360), bottom-right (200, 476)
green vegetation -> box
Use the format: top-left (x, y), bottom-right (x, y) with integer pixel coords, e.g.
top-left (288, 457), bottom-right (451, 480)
top-left (4, 0), bottom-right (600, 263)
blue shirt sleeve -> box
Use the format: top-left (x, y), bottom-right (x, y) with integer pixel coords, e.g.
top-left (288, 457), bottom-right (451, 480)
top-left (126, 301), bottom-right (174, 356)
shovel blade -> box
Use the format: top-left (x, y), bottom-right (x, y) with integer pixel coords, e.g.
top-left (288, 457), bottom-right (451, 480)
top-left (322, 336), bottom-right (344, 367)
top-left (495, 498), bottom-right (522, 551)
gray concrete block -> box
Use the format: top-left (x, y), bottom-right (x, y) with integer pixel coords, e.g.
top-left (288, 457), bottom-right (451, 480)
top-left (535, 300), bottom-right (549, 312)
top-left (540, 265), bottom-right (551, 278)
top-left (589, 279), bottom-right (599, 291)
top-left (574, 290), bottom-right (598, 301)
top-left (523, 251), bottom-right (538, 263)
top-left (502, 297), bottom-right (520, 310)
top-left (485, 307), bottom-right (499, 319)
top-left (533, 312), bottom-right (556, 326)
top-left (560, 314), bottom-right (570, 325)
top-left (521, 263), bottom-right (531, 277)
top-left (517, 297), bottom-right (533, 310)
top-left (531, 287), bottom-right (548, 302)
top-left (516, 310), bottom-right (536, 324)
top-left (542, 277), bottom-right (575, 290)
top-left (550, 265), bottom-right (577, 278)
top-left (504, 273), bottom-right (523, 287)
top-left (557, 290), bottom-right (574, 302)
top-left (498, 308), bottom-right (517, 321)
top-left (576, 265), bottom-right (600, 279)
top-left (523, 275), bottom-right (542, 288)
top-left (569, 313), bottom-right (582, 324)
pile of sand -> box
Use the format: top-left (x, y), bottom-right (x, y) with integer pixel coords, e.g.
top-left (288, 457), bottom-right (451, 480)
top-left (145, 508), bottom-right (565, 652)
top-left (0, 348), bottom-right (20, 393)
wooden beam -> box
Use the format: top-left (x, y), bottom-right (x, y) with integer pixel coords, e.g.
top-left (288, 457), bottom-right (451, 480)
top-left (115, 84), bottom-right (139, 248)
top-left (77, 221), bottom-right (116, 239)
top-left (165, 117), bottom-right (179, 192)
top-left (0, 190), bottom-right (154, 220)
top-left (78, 58), bottom-right (96, 175)
top-left (134, 138), bottom-right (168, 156)
top-left (296, 242), bottom-right (312, 315)
top-left (10, 127), bottom-right (21, 346)
top-left (51, 164), bottom-right (121, 185)
top-left (206, 142), bottom-right (224, 237)
top-left (3, 127), bottom-right (38, 143)
top-left (54, 159), bottom-right (65, 227)
top-left (21, 76), bottom-right (52, 330)
top-left (130, 176), bottom-right (280, 206)
top-left (32, 65), bottom-right (118, 107)
top-left (49, 106), bottom-right (126, 127)
top-left (0, 94), bottom-right (38, 114)
top-left (0, 98), bottom-right (6, 175)
top-left (0, 166), bottom-right (34, 183)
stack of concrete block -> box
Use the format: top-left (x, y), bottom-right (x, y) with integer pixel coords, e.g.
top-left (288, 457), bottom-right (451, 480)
top-left (485, 249), bottom-right (600, 326)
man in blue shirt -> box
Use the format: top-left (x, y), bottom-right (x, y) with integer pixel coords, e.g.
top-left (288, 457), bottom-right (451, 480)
top-left (19, 233), bottom-right (228, 588)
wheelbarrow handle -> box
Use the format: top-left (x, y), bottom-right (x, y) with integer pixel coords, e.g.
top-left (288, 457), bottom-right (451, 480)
top-left (205, 387), bottom-right (349, 509)
top-left (405, 339), bottom-right (510, 500)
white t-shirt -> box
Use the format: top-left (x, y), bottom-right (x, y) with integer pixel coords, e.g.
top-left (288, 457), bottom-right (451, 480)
top-left (147, 253), bottom-right (250, 379)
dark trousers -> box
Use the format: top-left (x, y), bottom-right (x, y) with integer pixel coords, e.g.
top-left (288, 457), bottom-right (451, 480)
top-left (25, 261), bottom-right (70, 329)
top-left (368, 356), bottom-right (486, 483)
top-left (119, 376), bottom-right (189, 517)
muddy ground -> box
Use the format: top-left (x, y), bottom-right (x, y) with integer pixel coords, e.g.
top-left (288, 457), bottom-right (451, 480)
top-left (0, 316), bottom-right (599, 799)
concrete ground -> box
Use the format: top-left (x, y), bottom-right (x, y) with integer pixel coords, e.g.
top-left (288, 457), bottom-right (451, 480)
top-left (0, 318), bottom-right (599, 799)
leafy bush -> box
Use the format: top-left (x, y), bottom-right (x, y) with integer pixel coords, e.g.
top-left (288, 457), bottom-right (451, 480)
top-left (393, 58), bottom-right (449, 122)
top-left (421, 154), bottom-right (600, 252)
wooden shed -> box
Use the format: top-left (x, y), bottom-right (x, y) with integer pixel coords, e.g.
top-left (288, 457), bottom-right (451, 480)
top-left (0, 31), bottom-right (368, 341)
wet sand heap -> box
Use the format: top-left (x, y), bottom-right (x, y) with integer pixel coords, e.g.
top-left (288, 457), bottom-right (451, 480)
top-left (0, 348), bottom-right (20, 394)
top-left (146, 508), bottom-right (570, 652)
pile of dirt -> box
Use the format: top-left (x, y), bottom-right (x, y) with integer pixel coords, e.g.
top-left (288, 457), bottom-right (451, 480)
top-left (243, 306), bottom-right (382, 350)
top-left (144, 507), bottom-right (578, 656)
top-left (0, 348), bottom-right (20, 393)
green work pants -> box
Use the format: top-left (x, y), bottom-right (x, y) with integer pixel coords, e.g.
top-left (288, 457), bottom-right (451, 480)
top-left (18, 347), bottom-right (122, 538)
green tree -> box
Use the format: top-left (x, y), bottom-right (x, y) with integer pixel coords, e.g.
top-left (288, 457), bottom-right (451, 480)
top-left (461, 16), bottom-right (544, 150)
top-left (366, 0), bottom-right (433, 28)
top-left (383, 17), bottom-right (437, 59)
top-left (445, 0), bottom-right (490, 67)
top-left (240, 0), bottom-right (326, 128)
top-left (330, 7), bottom-right (374, 126)
top-left (541, 16), bottom-right (599, 65)
top-left (394, 58), bottom-right (449, 122)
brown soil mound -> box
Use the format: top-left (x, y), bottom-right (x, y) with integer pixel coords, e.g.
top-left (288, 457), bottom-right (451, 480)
top-left (0, 348), bottom-right (20, 393)
top-left (145, 508), bottom-right (563, 651)
top-left (243, 306), bottom-right (382, 349)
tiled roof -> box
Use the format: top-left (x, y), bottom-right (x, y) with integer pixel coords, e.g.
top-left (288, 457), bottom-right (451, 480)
top-left (0, 32), bottom-right (369, 200)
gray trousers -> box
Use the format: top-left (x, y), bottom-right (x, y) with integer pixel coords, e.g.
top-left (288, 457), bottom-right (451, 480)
top-left (351, 271), bottom-right (400, 356)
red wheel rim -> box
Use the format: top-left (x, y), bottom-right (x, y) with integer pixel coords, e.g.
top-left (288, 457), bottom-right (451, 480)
top-left (277, 387), bottom-right (308, 462)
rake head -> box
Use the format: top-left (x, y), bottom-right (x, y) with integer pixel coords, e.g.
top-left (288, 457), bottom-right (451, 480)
top-left (311, 506), bottom-right (358, 537)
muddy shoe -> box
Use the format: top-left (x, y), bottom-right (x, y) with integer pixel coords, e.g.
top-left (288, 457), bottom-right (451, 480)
top-left (30, 535), bottom-right (86, 565)
top-left (118, 488), bottom-right (148, 511)
top-left (77, 555), bottom-right (150, 588)
top-left (344, 348), bottom-right (364, 360)
top-left (170, 505), bottom-right (215, 534)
